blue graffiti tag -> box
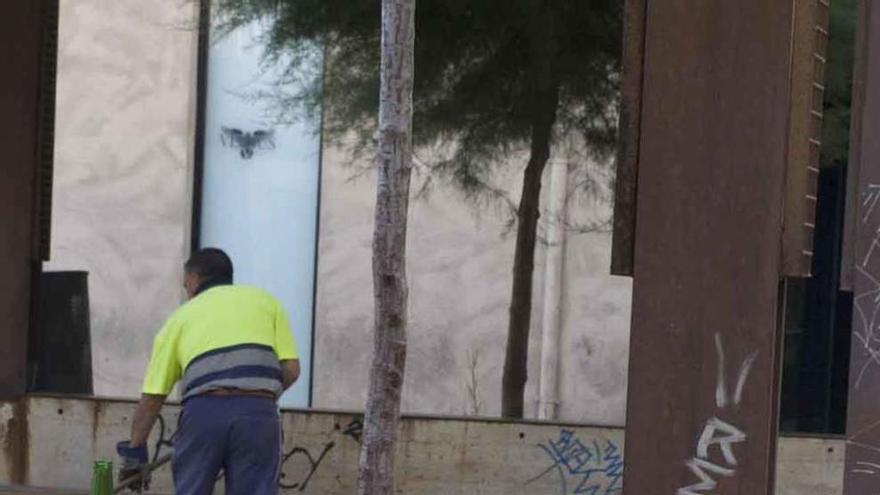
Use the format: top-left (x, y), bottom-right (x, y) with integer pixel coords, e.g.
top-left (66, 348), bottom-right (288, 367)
top-left (527, 429), bottom-right (623, 495)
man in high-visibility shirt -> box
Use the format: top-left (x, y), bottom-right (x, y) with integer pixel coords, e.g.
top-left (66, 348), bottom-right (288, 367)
top-left (116, 248), bottom-right (300, 495)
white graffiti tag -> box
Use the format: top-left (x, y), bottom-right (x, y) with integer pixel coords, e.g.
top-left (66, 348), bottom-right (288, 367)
top-left (676, 333), bottom-right (756, 495)
top-left (696, 417), bottom-right (747, 466)
top-left (679, 458), bottom-right (735, 495)
top-left (853, 184), bottom-right (880, 389)
top-left (713, 333), bottom-right (758, 409)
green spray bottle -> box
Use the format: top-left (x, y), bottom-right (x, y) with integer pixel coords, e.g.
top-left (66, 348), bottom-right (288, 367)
top-left (91, 460), bottom-right (114, 495)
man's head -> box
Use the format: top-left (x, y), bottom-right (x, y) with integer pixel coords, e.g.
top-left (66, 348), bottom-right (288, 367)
top-left (183, 247), bottom-right (234, 298)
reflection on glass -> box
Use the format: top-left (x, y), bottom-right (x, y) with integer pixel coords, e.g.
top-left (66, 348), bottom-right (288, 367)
top-left (200, 14), bottom-right (322, 408)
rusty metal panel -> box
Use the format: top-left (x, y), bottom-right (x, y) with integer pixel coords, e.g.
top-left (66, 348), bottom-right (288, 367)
top-left (0, 0), bottom-right (45, 398)
top-left (842, 2), bottom-right (880, 493)
top-left (621, 0), bottom-right (793, 493)
top-left (610, 0), bottom-right (646, 278)
top-left (782, 0), bottom-right (831, 277)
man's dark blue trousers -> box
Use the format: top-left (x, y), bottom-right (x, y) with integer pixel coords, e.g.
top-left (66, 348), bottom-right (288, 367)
top-left (173, 395), bottom-right (281, 494)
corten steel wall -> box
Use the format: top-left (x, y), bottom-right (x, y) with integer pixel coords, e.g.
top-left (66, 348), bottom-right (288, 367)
top-left (610, 0), bottom-right (645, 277)
top-left (0, 2), bottom-right (44, 398)
top-left (782, 0), bottom-right (830, 277)
top-left (622, 0), bottom-right (793, 494)
top-left (842, 1), bottom-right (880, 493)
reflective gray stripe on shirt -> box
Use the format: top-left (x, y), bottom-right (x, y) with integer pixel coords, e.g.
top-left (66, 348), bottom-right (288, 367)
top-left (181, 344), bottom-right (283, 400)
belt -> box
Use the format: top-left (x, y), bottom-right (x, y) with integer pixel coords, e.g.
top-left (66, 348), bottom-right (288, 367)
top-left (201, 388), bottom-right (276, 400)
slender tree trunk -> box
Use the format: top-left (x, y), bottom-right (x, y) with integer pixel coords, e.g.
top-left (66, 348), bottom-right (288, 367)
top-left (501, 2), bottom-right (559, 418)
top-left (357, 0), bottom-right (415, 494)
top-left (500, 101), bottom-right (559, 418)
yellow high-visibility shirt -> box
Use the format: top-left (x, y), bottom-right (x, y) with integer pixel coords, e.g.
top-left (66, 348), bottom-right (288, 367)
top-left (142, 284), bottom-right (298, 396)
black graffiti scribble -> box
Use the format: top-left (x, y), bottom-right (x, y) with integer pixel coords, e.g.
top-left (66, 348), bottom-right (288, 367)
top-left (220, 126), bottom-right (276, 159)
top-left (278, 442), bottom-right (335, 491)
top-left (150, 412), bottom-right (338, 492)
top-left (153, 414), bottom-right (177, 463)
top-left (343, 419), bottom-right (364, 443)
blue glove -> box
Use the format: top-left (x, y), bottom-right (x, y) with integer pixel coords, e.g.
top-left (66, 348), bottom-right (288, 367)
top-left (116, 441), bottom-right (149, 493)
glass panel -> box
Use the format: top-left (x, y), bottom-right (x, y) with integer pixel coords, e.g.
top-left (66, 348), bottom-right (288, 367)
top-left (199, 15), bottom-right (322, 407)
top-left (778, 0), bottom-right (857, 434)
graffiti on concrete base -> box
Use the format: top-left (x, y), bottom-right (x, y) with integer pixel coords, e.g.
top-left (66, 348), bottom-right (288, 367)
top-left (527, 429), bottom-right (623, 495)
top-left (143, 413), bottom-right (633, 494)
top-left (675, 333), bottom-right (755, 494)
top-left (343, 418), bottom-right (364, 443)
top-left (152, 413), bottom-right (177, 463)
top-left (276, 418), bottom-right (362, 490)
top-left (150, 414), bottom-right (363, 492)
top-left (279, 441), bottom-right (335, 491)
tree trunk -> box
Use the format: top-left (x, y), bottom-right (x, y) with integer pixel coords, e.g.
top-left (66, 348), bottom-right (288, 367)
top-left (500, 103), bottom-right (559, 418)
top-left (501, 2), bottom-right (559, 419)
top-left (357, 0), bottom-right (415, 494)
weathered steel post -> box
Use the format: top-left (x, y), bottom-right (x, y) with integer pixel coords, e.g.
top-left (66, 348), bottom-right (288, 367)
top-left (0, 0), bottom-right (56, 399)
top-left (841, 2), bottom-right (880, 493)
top-left (617, 0), bottom-right (828, 492)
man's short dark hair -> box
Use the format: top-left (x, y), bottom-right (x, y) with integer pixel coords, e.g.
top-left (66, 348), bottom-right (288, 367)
top-left (185, 248), bottom-right (234, 282)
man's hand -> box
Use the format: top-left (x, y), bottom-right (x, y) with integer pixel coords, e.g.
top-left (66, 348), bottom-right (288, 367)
top-left (116, 441), bottom-right (150, 492)
top-left (281, 359), bottom-right (301, 390)
top-left (119, 394), bottom-right (165, 492)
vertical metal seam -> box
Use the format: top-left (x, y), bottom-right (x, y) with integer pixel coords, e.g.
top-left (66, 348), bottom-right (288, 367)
top-left (189, 0), bottom-right (211, 254)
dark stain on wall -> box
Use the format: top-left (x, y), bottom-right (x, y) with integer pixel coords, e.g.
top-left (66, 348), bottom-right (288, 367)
top-left (3, 400), bottom-right (30, 484)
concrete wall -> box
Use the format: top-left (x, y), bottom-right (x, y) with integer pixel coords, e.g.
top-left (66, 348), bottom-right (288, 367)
top-left (776, 436), bottom-right (846, 495)
top-left (47, 1), bottom-right (199, 396)
top-left (312, 144), bottom-right (633, 424)
top-left (46, 0), bottom-right (634, 426)
top-left (0, 397), bottom-right (844, 494)
top-left (44, 0), bottom-right (634, 424)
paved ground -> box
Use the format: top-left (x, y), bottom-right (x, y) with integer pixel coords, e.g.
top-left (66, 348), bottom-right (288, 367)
top-left (0, 486), bottom-right (173, 495)
top-left (0, 486), bottom-right (88, 495)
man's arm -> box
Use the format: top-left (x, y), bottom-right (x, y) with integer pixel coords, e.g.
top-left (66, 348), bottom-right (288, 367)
top-left (281, 359), bottom-right (301, 391)
top-left (130, 394), bottom-right (166, 447)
